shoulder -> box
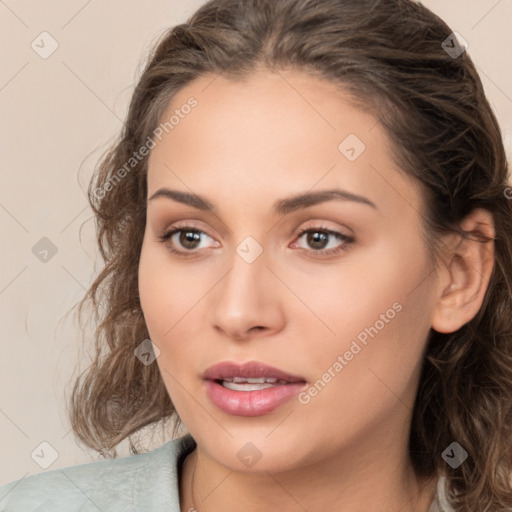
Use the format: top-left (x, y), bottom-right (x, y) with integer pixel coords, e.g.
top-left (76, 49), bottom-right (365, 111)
top-left (0, 434), bottom-right (196, 512)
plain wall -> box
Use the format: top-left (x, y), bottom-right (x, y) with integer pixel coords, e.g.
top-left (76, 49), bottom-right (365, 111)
top-left (1, 0), bottom-right (511, 484)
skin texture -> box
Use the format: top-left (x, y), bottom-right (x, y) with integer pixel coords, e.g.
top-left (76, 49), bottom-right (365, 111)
top-left (138, 70), bottom-right (495, 511)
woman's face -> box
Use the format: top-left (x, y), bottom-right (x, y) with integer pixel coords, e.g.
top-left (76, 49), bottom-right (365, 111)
top-left (139, 69), bottom-right (440, 473)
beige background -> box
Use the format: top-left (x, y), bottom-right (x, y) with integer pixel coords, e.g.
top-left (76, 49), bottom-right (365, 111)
top-left (1, 0), bottom-right (511, 485)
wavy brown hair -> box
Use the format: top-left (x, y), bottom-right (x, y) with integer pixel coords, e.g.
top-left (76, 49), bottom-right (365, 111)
top-left (70, 0), bottom-right (512, 509)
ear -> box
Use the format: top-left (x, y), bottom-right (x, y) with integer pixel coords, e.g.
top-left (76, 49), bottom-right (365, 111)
top-left (431, 208), bottom-right (495, 334)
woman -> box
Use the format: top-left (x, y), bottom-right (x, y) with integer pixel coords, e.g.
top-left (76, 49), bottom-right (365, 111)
top-left (1, 0), bottom-right (511, 510)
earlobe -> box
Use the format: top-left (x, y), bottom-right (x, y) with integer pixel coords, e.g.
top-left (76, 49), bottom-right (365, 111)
top-left (431, 208), bottom-right (495, 334)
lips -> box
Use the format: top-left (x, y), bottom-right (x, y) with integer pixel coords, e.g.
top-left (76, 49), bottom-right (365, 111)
top-left (203, 361), bottom-right (307, 416)
top-left (203, 361), bottom-right (306, 383)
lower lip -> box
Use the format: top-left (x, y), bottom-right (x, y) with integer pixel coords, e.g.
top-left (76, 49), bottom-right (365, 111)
top-left (204, 380), bottom-right (306, 416)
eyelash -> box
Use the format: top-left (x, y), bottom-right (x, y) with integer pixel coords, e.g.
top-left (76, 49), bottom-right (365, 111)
top-left (156, 224), bottom-right (354, 258)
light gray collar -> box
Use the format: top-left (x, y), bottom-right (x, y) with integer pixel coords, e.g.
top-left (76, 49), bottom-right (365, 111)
top-left (428, 476), bottom-right (454, 512)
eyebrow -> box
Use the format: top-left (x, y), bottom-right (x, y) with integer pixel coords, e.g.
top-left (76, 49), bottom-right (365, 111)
top-left (148, 188), bottom-right (378, 214)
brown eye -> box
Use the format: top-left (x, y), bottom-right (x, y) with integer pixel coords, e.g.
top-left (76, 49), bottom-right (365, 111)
top-left (294, 226), bottom-right (354, 256)
top-left (156, 225), bottom-right (219, 257)
top-left (177, 230), bottom-right (202, 249)
top-left (304, 231), bottom-right (329, 250)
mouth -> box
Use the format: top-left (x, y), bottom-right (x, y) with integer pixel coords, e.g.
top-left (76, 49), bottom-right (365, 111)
top-left (217, 376), bottom-right (296, 391)
top-left (203, 361), bottom-right (307, 416)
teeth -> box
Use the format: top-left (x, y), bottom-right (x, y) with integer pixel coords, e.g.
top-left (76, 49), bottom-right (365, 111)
top-left (222, 381), bottom-right (275, 391)
top-left (220, 377), bottom-right (285, 391)
top-left (232, 377), bottom-right (278, 384)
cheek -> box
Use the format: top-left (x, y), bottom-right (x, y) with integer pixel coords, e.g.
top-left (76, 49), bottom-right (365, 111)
top-left (138, 237), bottom-right (214, 388)
top-left (290, 235), bottom-right (429, 348)
top-left (138, 240), bottom-right (201, 414)
top-left (138, 238), bottom-right (202, 339)
top-left (292, 235), bottom-right (433, 407)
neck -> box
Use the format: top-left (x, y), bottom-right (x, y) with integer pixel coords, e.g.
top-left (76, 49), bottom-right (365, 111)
top-left (179, 433), bottom-right (437, 512)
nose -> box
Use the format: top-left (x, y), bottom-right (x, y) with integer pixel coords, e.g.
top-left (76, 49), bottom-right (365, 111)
top-left (208, 249), bottom-right (285, 342)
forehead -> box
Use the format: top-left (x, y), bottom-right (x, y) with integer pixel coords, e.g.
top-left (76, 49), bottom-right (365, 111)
top-left (146, 69), bottom-right (424, 221)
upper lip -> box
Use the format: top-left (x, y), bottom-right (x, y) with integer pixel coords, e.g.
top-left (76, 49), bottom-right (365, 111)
top-left (203, 361), bottom-right (306, 383)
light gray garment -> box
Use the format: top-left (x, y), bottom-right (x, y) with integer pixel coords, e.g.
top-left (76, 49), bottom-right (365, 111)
top-left (0, 434), bottom-right (453, 511)
top-left (429, 476), bottom-right (454, 512)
